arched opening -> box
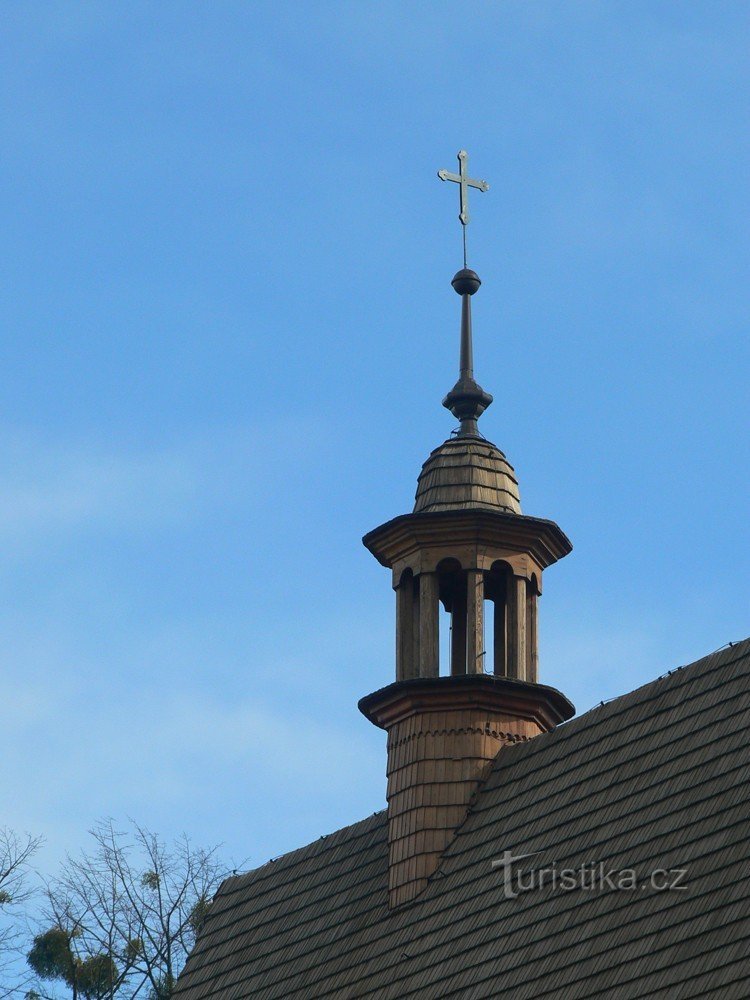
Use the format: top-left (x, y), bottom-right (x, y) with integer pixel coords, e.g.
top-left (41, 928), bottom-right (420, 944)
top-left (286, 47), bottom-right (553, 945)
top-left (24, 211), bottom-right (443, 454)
top-left (435, 558), bottom-right (487, 675)
top-left (402, 560), bottom-right (523, 680)
top-left (437, 558), bottom-right (464, 676)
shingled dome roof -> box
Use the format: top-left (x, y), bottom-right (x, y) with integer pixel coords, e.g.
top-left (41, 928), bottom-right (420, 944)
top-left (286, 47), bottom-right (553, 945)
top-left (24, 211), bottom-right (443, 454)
top-left (413, 436), bottom-right (521, 514)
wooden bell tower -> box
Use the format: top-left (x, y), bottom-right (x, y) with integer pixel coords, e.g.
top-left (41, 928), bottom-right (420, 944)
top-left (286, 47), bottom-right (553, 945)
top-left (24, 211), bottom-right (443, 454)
top-left (359, 266), bottom-right (575, 908)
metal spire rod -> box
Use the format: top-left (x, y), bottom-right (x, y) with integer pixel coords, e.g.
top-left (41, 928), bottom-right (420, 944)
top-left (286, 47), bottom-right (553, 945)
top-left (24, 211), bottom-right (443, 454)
top-left (437, 150), bottom-right (493, 438)
top-left (442, 269), bottom-right (493, 438)
top-left (459, 284), bottom-right (474, 379)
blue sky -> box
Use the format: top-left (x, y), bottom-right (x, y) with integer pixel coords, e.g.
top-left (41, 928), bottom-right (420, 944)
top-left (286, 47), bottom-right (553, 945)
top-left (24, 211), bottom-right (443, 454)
top-left (1, 2), bottom-right (748, 875)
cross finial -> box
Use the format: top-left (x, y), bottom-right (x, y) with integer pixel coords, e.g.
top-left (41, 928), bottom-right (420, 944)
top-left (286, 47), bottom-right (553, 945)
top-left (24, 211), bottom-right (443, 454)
top-left (438, 150), bottom-right (489, 268)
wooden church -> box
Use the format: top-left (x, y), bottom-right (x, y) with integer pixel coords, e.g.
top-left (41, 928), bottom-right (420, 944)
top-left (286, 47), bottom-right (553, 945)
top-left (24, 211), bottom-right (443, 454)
top-left (173, 155), bottom-right (750, 999)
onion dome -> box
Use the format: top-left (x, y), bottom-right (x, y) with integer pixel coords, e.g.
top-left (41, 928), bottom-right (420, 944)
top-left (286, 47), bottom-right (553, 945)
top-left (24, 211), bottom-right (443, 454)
top-left (413, 436), bottom-right (521, 514)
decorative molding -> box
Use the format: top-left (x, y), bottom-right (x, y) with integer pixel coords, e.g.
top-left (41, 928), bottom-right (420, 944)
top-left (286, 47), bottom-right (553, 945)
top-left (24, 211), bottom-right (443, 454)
top-left (388, 726), bottom-right (530, 749)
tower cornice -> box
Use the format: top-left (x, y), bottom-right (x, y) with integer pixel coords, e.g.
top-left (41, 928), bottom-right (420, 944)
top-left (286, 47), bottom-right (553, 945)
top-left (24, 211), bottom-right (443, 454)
top-left (363, 508), bottom-right (572, 582)
top-left (359, 673), bottom-right (575, 732)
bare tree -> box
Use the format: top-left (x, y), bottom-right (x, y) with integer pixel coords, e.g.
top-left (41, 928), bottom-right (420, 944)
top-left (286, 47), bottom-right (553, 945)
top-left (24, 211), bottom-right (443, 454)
top-left (0, 828), bottom-right (41, 999)
top-left (27, 821), bottom-right (227, 1000)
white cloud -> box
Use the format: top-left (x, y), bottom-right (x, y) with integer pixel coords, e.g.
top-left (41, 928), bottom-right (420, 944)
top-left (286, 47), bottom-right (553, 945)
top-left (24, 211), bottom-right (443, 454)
top-left (0, 445), bottom-right (192, 539)
top-left (0, 416), bottom-right (326, 546)
top-left (0, 659), bottom-right (381, 866)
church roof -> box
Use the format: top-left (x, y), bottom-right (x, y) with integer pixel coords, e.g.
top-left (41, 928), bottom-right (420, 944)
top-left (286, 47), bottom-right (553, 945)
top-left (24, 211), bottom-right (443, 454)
top-left (413, 436), bottom-right (521, 514)
top-left (173, 637), bottom-right (750, 999)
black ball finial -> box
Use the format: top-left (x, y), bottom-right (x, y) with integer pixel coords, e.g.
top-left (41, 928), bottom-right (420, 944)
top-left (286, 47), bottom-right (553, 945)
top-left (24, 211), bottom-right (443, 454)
top-left (451, 268), bottom-right (481, 296)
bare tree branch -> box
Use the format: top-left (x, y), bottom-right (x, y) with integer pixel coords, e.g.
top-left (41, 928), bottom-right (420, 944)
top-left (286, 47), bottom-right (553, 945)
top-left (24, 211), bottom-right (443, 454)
top-left (28, 821), bottom-right (227, 1000)
top-left (0, 828), bottom-right (42, 1000)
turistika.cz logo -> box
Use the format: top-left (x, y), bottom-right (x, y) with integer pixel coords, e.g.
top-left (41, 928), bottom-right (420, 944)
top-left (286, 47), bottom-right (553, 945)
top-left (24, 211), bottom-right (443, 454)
top-left (491, 850), bottom-right (688, 900)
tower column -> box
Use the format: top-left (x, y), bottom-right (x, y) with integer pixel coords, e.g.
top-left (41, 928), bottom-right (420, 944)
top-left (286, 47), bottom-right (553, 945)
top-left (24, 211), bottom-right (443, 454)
top-left (396, 574), bottom-right (415, 681)
top-left (466, 569), bottom-right (484, 674)
top-left (526, 588), bottom-right (539, 683)
top-left (493, 595), bottom-right (507, 676)
top-left (418, 572), bottom-right (439, 678)
top-left (450, 582), bottom-right (467, 675)
top-left (412, 580), bottom-right (421, 678)
top-left (507, 576), bottom-right (527, 681)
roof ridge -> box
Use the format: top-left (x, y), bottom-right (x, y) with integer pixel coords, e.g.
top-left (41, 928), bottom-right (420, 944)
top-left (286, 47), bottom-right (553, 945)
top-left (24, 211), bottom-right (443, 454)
top-left (220, 810), bottom-right (386, 894)
top-left (533, 636), bottom-right (750, 746)
top-left (477, 654), bottom-right (750, 796)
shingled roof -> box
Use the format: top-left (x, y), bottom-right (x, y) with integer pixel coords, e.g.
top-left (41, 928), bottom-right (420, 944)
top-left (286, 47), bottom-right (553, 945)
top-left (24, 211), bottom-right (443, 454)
top-left (413, 436), bottom-right (522, 515)
top-left (174, 637), bottom-right (750, 999)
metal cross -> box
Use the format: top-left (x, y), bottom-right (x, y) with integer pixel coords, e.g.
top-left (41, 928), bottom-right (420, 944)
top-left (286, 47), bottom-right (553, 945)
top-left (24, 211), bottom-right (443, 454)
top-left (438, 150), bottom-right (489, 267)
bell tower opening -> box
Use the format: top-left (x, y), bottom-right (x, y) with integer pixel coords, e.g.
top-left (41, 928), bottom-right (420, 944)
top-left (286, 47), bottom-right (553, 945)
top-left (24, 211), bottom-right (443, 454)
top-left (486, 559), bottom-right (511, 676)
top-left (435, 558), bottom-right (463, 677)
